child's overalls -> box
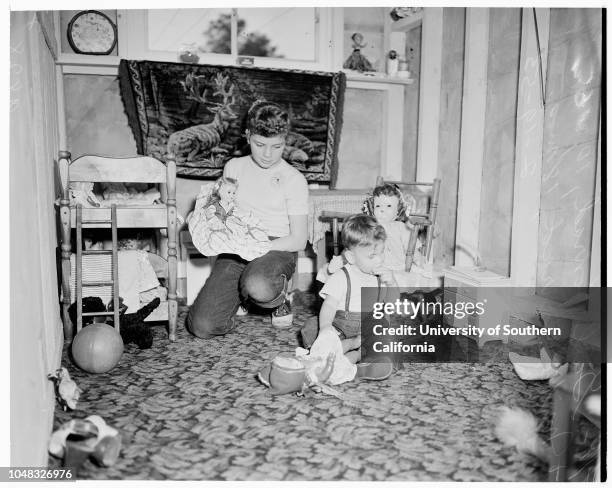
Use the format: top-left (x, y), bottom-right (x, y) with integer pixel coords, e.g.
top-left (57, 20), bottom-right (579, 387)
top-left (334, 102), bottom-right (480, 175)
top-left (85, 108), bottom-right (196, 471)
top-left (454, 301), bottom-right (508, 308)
top-left (300, 266), bottom-right (382, 347)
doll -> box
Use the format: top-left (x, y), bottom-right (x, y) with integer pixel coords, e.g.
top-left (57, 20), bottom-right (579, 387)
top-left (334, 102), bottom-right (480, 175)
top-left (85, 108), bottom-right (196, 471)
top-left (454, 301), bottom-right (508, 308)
top-left (362, 182), bottom-right (415, 272)
top-left (343, 32), bottom-right (376, 72)
top-left (188, 177), bottom-right (270, 261)
top-left (316, 182), bottom-right (416, 284)
top-left (204, 176), bottom-right (237, 223)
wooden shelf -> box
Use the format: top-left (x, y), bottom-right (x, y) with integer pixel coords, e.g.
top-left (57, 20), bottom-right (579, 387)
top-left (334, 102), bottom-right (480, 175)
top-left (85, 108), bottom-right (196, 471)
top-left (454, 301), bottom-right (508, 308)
top-left (57, 53), bottom-right (121, 66)
top-left (390, 12), bottom-right (424, 32)
top-left (345, 72), bottom-right (414, 85)
top-left (58, 53), bottom-right (121, 75)
top-left (67, 205), bottom-right (169, 228)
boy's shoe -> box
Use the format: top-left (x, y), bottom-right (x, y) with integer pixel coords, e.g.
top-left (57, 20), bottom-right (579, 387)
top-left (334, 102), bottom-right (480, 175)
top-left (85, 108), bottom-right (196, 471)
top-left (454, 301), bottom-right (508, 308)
top-left (236, 305), bottom-right (248, 316)
top-left (271, 300), bottom-right (294, 328)
top-left (356, 358), bottom-right (394, 381)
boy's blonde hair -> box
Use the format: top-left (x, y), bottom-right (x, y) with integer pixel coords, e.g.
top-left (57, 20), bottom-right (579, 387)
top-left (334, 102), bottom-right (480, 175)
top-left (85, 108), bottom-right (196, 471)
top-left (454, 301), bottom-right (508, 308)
top-left (341, 214), bottom-right (386, 250)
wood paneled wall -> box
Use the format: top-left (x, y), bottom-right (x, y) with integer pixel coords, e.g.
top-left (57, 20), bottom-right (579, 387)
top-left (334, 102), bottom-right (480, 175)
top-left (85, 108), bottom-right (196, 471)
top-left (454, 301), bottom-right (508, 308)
top-left (10, 11), bottom-right (62, 465)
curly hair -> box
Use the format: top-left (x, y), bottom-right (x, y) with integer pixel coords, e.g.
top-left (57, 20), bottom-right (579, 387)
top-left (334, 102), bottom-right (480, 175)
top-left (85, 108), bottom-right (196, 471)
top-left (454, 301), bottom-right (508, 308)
top-left (205, 176), bottom-right (238, 207)
top-left (362, 183), bottom-right (409, 222)
top-left (246, 100), bottom-right (290, 137)
top-left (341, 214), bottom-right (387, 250)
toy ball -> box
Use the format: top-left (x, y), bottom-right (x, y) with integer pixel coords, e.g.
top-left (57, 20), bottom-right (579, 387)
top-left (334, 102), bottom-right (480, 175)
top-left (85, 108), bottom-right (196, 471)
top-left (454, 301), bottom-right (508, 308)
top-left (72, 324), bottom-right (124, 373)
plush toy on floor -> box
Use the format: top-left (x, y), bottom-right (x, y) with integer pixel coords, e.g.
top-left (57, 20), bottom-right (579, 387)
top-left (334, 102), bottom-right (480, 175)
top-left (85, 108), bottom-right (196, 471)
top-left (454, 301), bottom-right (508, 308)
top-left (108, 297), bottom-right (160, 349)
top-left (68, 296), bottom-right (160, 349)
top-left (495, 406), bottom-right (552, 463)
top-left (48, 367), bottom-right (82, 411)
top-left (68, 296), bottom-right (108, 326)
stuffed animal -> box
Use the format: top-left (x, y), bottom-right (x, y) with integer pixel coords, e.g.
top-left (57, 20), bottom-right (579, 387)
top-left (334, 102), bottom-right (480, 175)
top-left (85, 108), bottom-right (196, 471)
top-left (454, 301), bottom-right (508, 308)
top-left (109, 297), bottom-right (160, 349)
top-left (495, 406), bottom-right (552, 463)
top-left (68, 297), bottom-right (159, 349)
top-left (68, 297), bottom-right (108, 327)
top-left (48, 367), bottom-right (82, 411)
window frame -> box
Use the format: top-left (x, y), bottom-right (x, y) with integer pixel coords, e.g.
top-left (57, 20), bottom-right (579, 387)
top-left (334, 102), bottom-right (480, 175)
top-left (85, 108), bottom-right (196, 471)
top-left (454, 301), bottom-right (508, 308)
top-left (118, 8), bottom-right (338, 71)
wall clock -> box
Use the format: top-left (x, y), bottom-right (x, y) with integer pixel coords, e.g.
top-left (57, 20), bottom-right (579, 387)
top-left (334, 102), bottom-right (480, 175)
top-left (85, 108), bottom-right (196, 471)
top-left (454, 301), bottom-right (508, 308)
top-left (67, 10), bottom-right (117, 55)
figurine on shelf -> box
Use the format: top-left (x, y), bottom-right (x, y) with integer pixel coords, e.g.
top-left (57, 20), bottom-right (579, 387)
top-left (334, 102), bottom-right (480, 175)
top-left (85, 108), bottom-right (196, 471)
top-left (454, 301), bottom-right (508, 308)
top-left (386, 50), bottom-right (399, 76)
top-left (178, 43), bottom-right (200, 64)
top-left (343, 32), bottom-right (375, 72)
top-left (397, 58), bottom-right (411, 79)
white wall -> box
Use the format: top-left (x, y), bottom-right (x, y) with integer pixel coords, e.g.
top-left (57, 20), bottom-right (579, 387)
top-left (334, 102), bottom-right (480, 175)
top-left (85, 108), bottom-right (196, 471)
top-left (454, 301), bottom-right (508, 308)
top-left (10, 11), bottom-right (63, 465)
top-left (452, 8), bottom-right (601, 286)
top-left (536, 8), bottom-right (602, 287)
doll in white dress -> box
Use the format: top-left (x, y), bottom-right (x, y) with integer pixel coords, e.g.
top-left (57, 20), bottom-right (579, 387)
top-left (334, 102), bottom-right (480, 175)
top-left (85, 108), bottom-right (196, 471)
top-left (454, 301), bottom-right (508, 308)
top-left (188, 177), bottom-right (270, 261)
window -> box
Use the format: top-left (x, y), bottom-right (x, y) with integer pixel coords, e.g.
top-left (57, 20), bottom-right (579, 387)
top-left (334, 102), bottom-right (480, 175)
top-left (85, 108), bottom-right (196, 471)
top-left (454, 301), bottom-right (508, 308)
top-left (148, 9), bottom-right (233, 55)
top-left (122, 8), bottom-right (333, 70)
top-left (236, 8), bottom-right (316, 61)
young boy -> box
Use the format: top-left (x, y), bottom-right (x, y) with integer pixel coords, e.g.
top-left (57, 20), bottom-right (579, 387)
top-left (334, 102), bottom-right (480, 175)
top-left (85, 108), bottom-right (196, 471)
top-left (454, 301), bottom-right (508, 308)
top-left (187, 101), bottom-right (308, 339)
top-left (300, 214), bottom-right (397, 375)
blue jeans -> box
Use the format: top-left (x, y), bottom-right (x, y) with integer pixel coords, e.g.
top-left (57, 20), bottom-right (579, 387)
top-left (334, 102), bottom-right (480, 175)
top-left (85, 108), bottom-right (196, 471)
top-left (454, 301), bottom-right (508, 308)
top-left (186, 250), bottom-right (297, 339)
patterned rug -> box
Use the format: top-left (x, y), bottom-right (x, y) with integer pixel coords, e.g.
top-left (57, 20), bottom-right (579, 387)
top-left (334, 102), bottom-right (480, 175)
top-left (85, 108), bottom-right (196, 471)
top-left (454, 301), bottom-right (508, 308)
top-left (50, 293), bottom-right (556, 481)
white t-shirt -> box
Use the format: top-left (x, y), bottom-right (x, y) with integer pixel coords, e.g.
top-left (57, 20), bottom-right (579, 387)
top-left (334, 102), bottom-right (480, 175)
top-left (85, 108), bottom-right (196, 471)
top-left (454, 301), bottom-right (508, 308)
top-left (319, 264), bottom-right (380, 312)
top-left (224, 155), bottom-right (309, 237)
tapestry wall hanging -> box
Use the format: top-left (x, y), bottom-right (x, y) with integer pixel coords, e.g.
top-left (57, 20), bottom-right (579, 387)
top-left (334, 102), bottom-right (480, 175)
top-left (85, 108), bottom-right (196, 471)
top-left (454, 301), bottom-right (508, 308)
top-left (118, 60), bottom-right (346, 184)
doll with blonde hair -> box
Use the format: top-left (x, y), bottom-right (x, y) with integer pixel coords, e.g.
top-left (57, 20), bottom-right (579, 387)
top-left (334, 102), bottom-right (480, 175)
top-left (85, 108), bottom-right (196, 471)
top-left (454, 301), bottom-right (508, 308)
top-left (188, 175), bottom-right (270, 262)
top-left (201, 176), bottom-right (238, 223)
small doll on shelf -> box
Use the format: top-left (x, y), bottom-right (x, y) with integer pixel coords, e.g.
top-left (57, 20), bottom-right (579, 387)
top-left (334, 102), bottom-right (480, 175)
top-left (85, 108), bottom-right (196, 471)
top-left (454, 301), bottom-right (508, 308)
top-left (343, 32), bottom-right (376, 72)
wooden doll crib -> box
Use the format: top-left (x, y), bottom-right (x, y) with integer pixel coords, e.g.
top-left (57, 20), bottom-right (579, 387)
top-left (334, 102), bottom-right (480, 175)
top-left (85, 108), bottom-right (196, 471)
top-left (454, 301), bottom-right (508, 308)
top-left (57, 152), bottom-right (178, 341)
